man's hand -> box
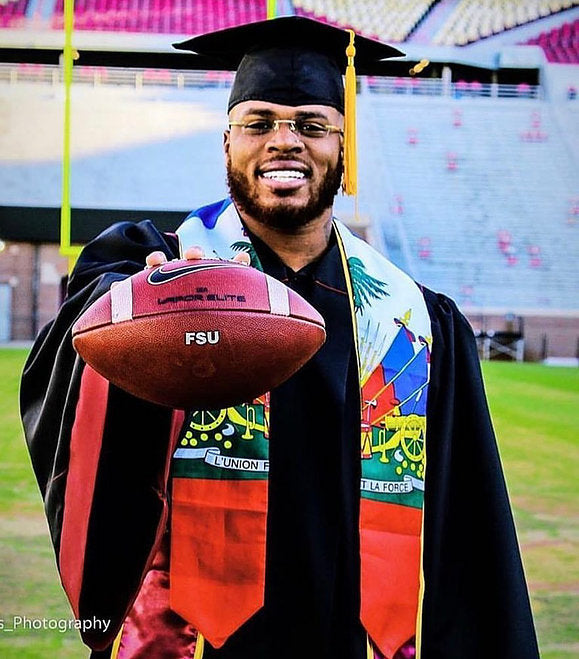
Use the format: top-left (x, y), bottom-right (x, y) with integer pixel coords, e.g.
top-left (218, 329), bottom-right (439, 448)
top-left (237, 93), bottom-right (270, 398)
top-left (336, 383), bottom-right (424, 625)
top-left (145, 246), bottom-right (250, 269)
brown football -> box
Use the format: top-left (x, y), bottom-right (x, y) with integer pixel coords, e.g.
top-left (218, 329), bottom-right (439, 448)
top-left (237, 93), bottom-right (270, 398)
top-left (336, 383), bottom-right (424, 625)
top-left (72, 259), bottom-right (326, 409)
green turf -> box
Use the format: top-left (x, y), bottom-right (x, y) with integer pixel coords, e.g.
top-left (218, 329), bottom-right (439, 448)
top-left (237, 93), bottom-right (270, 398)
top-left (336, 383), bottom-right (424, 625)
top-left (0, 528), bottom-right (89, 657)
top-left (482, 362), bottom-right (578, 508)
top-left (0, 349), bottom-right (577, 656)
top-left (0, 349), bottom-right (43, 516)
top-left (0, 348), bottom-right (89, 656)
top-left (480, 361), bottom-right (579, 657)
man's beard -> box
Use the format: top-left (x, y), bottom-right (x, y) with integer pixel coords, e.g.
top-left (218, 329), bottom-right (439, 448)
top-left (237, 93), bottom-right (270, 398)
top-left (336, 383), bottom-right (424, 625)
top-left (226, 154), bottom-right (343, 233)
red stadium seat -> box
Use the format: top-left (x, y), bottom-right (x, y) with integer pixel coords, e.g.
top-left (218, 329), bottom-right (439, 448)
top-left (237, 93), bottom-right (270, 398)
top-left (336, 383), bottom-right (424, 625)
top-left (49, 0), bottom-right (268, 34)
top-left (0, 0), bottom-right (29, 27)
top-left (446, 152), bottom-right (458, 171)
top-left (418, 237), bottom-right (432, 260)
top-left (522, 19), bottom-right (579, 64)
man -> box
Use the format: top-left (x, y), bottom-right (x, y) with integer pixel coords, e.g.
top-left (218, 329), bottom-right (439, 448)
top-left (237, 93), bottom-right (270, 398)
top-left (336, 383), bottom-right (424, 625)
top-left (21, 16), bottom-right (539, 659)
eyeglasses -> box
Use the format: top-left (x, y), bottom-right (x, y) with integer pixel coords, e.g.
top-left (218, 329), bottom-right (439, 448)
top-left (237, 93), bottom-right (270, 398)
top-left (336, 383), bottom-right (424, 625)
top-left (228, 118), bottom-right (343, 139)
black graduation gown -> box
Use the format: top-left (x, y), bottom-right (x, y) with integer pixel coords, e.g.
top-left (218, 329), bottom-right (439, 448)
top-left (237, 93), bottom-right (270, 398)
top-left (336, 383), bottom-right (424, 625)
top-left (20, 220), bottom-right (539, 658)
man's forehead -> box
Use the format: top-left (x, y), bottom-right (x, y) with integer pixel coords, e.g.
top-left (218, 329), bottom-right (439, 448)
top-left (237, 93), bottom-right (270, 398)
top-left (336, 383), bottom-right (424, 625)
top-left (230, 101), bottom-right (343, 122)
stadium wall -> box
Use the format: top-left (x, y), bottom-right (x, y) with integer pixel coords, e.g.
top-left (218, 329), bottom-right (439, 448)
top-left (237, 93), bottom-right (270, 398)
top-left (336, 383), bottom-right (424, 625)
top-left (0, 241), bottom-right (67, 341)
top-left (467, 311), bottom-right (579, 361)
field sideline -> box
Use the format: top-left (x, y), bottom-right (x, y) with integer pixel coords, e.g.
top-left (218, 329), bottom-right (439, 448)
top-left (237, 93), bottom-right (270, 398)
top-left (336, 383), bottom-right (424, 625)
top-left (0, 349), bottom-right (577, 657)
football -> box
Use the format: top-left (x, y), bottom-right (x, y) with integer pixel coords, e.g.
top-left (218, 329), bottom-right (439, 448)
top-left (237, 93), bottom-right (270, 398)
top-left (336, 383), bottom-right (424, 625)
top-left (72, 259), bottom-right (326, 409)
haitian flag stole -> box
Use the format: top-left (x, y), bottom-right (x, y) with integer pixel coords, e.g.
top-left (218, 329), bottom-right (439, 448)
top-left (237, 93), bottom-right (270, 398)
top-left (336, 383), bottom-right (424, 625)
top-left (171, 199), bottom-right (431, 658)
top-left (336, 227), bottom-right (431, 659)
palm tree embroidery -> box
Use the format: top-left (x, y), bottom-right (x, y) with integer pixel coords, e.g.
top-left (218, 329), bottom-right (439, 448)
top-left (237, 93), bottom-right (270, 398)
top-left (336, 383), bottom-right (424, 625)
top-left (230, 241), bottom-right (262, 270)
top-left (348, 257), bottom-right (389, 314)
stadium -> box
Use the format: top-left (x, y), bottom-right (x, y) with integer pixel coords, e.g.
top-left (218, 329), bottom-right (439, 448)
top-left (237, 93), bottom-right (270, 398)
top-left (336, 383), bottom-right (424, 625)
top-left (0, 0), bottom-right (578, 657)
top-left (1, 0), bottom-right (579, 359)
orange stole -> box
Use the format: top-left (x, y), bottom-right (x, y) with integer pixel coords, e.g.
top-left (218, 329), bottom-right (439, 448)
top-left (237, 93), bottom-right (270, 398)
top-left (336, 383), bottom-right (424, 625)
top-left (360, 499), bottom-right (422, 658)
top-left (60, 366), bottom-right (109, 618)
top-left (170, 477), bottom-right (268, 649)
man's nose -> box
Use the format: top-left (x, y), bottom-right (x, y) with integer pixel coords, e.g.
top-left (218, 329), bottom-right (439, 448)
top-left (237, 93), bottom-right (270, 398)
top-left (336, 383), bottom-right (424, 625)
top-left (266, 124), bottom-right (304, 150)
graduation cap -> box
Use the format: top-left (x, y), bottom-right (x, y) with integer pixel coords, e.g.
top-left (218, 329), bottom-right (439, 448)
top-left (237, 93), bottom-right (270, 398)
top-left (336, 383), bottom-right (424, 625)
top-left (174, 16), bottom-right (404, 196)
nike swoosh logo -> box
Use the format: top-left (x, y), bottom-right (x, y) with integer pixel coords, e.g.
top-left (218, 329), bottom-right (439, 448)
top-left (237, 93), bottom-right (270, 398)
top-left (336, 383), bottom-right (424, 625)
top-left (147, 262), bottom-right (228, 286)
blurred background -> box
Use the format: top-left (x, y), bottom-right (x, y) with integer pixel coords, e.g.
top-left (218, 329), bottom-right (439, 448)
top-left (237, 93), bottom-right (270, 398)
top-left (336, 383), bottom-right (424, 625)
top-left (0, 0), bottom-right (578, 656)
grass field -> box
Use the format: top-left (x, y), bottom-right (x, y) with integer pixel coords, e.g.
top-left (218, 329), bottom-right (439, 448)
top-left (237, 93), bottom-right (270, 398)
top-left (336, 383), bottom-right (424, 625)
top-left (0, 348), bottom-right (577, 657)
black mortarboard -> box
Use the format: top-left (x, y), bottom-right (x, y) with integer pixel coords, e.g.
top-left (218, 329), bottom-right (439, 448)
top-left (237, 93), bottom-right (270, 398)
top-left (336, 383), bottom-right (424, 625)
top-left (174, 16), bottom-right (403, 113)
top-left (174, 16), bottom-right (405, 195)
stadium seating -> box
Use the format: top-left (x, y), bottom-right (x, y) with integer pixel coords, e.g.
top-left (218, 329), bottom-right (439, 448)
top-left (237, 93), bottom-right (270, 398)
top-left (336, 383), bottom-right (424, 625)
top-left (433, 0), bottom-right (578, 46)
top-left (523, 19), bottom-right (579, 62)
top-left (51, 0), bottom-right (267, 34)
top-left (0, 0), bottom-right (29, 28)
top-left (1, 57), bottom-right (577, 312)
top-left (293, 0), bottom-right (437, 42)
top-left (358, 90), bottom-right (579, 309)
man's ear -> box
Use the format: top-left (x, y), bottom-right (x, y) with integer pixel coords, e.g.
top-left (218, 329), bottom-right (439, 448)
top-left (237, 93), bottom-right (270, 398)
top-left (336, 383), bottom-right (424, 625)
top-left (223, 130), bottom-right (231, 156)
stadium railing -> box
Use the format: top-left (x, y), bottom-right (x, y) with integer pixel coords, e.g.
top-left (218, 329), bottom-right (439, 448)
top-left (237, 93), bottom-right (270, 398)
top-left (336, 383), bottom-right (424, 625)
top-left (0, 63), bottom-right (544, 101)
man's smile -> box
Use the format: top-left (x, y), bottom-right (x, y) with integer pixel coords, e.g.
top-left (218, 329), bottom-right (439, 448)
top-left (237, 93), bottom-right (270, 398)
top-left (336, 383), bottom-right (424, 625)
top-left (261, 170), bottom-right (306, 180)
top-left (256, 160), bottom-right (312, 189)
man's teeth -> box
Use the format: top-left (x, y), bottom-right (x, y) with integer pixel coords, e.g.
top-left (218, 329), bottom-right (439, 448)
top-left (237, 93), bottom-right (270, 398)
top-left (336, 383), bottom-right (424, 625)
top-left (262, 170), bottom-right (305, 181)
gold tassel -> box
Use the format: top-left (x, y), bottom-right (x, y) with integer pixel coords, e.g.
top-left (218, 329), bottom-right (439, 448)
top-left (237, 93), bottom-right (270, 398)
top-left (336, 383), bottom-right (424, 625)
top-left (343, 29), bottom-right (357, 196)
top-left (193, 631), bottom-right (205, 659)
top-left (110, 624), bottom-right (124, 658)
